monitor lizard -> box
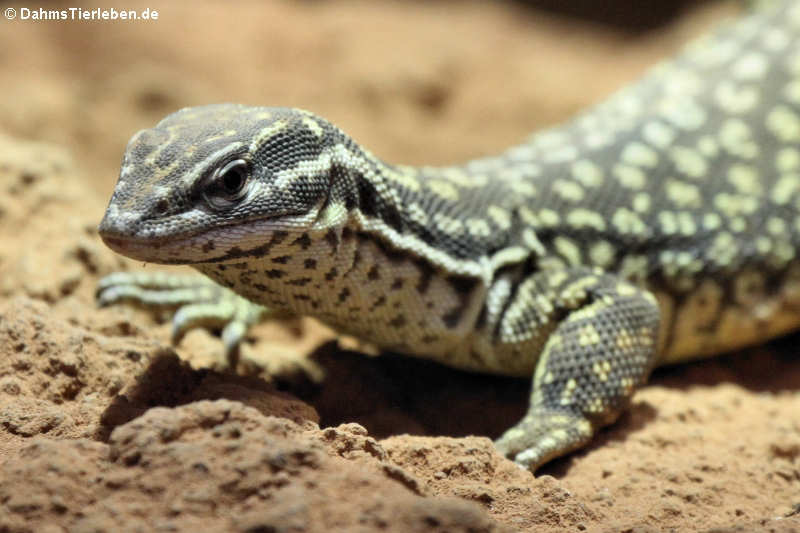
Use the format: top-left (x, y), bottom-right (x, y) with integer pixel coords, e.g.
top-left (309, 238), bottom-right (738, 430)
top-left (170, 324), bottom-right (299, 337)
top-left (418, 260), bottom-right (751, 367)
top-left (97, 0), bottom-right (800, 472)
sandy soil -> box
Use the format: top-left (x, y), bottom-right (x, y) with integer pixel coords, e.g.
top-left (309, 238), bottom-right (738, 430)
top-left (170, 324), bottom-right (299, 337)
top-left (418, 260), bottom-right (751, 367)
top-left (0, 1), bottom-right (799, 531)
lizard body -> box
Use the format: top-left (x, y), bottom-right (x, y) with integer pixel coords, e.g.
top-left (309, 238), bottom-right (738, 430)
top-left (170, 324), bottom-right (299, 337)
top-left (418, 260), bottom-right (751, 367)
top-left (99, 0), bottom-right (800, 471)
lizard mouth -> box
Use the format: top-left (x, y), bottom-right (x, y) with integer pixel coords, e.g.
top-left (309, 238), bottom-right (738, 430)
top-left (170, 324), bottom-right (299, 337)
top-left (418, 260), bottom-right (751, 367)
top-left (99, 232), bottom-right (202, 265)
top-left (98, 210), bottom-right (258, 265)
top-left (99, 217), bottom-right (305, 266)
top-left (99, 197), bottom-right (327, 265)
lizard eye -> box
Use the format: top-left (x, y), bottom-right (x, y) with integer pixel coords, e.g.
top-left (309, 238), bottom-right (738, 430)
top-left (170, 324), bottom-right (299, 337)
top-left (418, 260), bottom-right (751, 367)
top-left (203, 158), bottom-right (251, 209)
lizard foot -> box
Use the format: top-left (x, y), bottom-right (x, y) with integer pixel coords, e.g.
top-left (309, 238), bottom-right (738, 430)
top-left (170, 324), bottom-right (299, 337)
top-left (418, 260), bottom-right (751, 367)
top-left (97, 271), bottom-right (269, 367)
top-left (494, 411), bottom-right (594, 472)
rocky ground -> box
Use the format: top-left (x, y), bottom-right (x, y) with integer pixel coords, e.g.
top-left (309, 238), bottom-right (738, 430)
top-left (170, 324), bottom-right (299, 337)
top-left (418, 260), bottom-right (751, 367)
top-left (0, 1), bottom-right (799, 531)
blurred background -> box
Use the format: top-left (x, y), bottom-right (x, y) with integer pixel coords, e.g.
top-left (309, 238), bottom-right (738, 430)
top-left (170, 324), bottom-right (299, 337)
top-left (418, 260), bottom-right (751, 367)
top-left (0, 0), bottom-right (738, 199)
top-left (6, 5), bottom-right (800, 531)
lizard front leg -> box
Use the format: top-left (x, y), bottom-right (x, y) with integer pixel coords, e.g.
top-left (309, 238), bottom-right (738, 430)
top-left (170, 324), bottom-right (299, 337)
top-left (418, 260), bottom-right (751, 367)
top-left (97, 271), bottom-right (270, 367)
top-left (494, 268), bottom-right (661, 471)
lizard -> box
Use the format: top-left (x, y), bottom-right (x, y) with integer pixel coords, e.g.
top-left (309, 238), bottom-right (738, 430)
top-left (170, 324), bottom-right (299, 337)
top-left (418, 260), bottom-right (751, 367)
top-left (97, 0), bottom-right (800, 472)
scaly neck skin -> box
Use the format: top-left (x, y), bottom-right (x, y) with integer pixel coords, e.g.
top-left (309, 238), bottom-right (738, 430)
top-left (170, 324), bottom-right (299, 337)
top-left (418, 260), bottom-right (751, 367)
top-left (190, 172), bottom-right (493, 367)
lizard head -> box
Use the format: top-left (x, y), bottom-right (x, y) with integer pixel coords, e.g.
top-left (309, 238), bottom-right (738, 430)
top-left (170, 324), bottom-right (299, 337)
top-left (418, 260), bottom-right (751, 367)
top-left (99, 104), bottom-right (360, 264)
